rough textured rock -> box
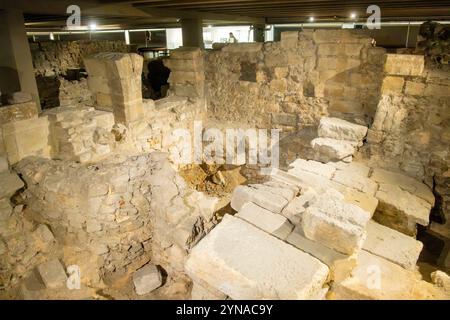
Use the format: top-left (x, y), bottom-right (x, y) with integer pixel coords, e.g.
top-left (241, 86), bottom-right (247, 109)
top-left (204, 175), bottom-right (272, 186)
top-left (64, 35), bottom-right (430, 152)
top-left (236, 202), bottom-right (294, 240)
top-left (185, 215), bottom-right (329, 300)
top-left (289, 159), bottom-right (336, 179)
top-left (311, 138), bottom-right (357, 162)
top-left (0, 172), bottom-right (24, 199)
top-left (36, 259), bottom-right (68, 289)
top-left (318, 117), bottom-right (368, 142)
top-left (132, 264), bottom-right (163, 295)
top-left (230, 185), bottom-right (291, 213)
top-left (302, 190), bottom-right (370, 255)
top-left (363, 220), bottom-right (423, 270)
top-left (331, 251), bottom-right (449, 300)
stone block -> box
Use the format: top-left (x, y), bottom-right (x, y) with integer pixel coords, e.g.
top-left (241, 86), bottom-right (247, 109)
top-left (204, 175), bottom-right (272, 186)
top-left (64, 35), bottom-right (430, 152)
top-left (302, 191), bottom-right (369, 255)
top-left (331, 251), bottom-right (448, 300)
top-left (374, 183), bottom-right (432, 236)
top-left (332, 169), bottom-right (379, 196)
top-left (381, 76), bottom-right (405, 95)
top-left (170, 47), bottom-right (203, 60)
top-left (384, 54), bottom-right (425, 76)
top-left (289, 159), bottom-right (336, 179)
top-left (0, 154), bottom-right (7, 172)
top-left (133, 264), bottom-right (163, 295)
top-left (230, 185), bottom-right (290, 213)
top-left (311, 138), bottom-right (357, 162)
top-left (185, 215), bottom-right (329, 300)
top-left (4, 91), bottom-right (32, 105)
top-left (236, 202), bottom-right (294, 240)
top-left (191, 281), bottom-right (227, 300)
top-left (36, 259), bottom-right (68, 289)
top-left (287, 227), bottom-right (357, 282)
top-left (269, 168), bottom-right (304, 188)
top-left (0, 171), bottom-right (24, 199)
top-left (363, 220), bottom-right (423, 270)
top-left (370, 168), bottom-right (434, 205)
top-left (318, 117), bottom-right (368, 142)
top-left (0, 101), bottom-right (38, 125)
top-left (221, 42), bottom-right (263, 53)
top-left (2, 116), bottom-right (52, 164)
top-left (404, 81), bottom-right (426, 96)
top-left (280, 31), bottom-right (299, 48)
top-left (342, 188), bottom-right (378, 217)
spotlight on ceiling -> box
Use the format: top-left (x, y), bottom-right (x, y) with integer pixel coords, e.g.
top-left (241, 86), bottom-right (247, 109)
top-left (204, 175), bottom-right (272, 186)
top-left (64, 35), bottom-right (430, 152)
top-left (89, 23), bottom-right (97, 31)
top-left (49, 32), bottom-right (55, 41)
top-left (309, 17), bottom-right (315, 22)
top-left (350, 12), bottom-right (357, 19)
top-left (207, 24), bottom-right (212, 28)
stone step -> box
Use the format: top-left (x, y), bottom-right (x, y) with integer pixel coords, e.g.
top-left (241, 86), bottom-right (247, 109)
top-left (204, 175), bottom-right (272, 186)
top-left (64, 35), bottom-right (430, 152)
top-left (236, 202), bottom-right (294, 240)
top-left (331, 250), bottom-right (449, 300)
top-left (302, 190), bottom-right (370, 255)
top-left (363, 220), bottom-right (423, 270)
top-left (185, 215), bottom-right (330, 300)
top-left (311, 138), bottom-right (357, 162)
top-left (289, 159), bottom-right (336, 179)
top-left (287, 227), bottom-right (357, 282)
top-left (318, 117), bottom-right (368, 142)
top-left (230, 185), bottom-right (290, 213)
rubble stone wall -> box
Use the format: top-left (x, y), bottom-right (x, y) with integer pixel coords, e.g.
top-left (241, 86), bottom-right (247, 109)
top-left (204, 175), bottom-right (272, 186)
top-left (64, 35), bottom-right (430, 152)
top-left (367, 54), bottom-right (450, 229)
top-left (31, 40), bottom-right (129, 77)
top-left (204, 30), bottom-right (385, 131)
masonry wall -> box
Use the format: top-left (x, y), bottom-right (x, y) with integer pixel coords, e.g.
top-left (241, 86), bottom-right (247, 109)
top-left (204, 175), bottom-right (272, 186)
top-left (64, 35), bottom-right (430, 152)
top-left (204, 30), bottom-right (385, 131)
top-left (367, 55), bottom-right (450, 228)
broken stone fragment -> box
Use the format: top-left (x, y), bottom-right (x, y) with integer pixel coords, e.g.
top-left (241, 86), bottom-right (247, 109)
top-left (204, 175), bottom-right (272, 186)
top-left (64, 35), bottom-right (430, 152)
top-left (318, 117), bottom-right (368, 142)
top-left (332, 169), bottom-right (379, 196)
top-left (431, 271), bottom-right (450, 294)
top-left (185, 215), bottom-right (329, 300)
top-left (36, 259), bottom-right (68, 289)
top-left (331, 251), bottom-right (449, 300)
top-left (289, 159), bottom-right (336, 179)
top-left (236, 202), bottom-right (294, 240)
top-left (33, 224), bottom-right (55, 244)
top-left (281, 188), bottom-right (317, 226)
top-left (132, 264), bottom-right (163, 295)
top-left (191, 281), bottom-right (227, 300)
top-left (4, 91), bottom-right (32, 105)
top-left (363, 220), bottom-right (423, 270)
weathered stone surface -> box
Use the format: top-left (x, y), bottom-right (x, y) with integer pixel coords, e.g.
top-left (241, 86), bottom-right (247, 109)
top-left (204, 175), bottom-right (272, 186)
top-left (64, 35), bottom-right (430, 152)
top-left (384, 54), bottom-right (425, 76)
top-left (236, 202), bottom-right (294, 240)
top-left (363, 220), bottom-right (423, 270)
top-left (332, 169), bottom-right (379, 196)
top-left (370, 168), bottom-right (434, 205)
top-left (302, 191), bottom-right (370, 255)
top-left (342, 188), bottom-right (378, 217)
top-left (36, 259), bottom-right (68, 289)
top-left (331, 251), bottom-right (449, 300)
top-left (374, 183), bottom-right (432, 236)
top-left (185, 215), bottom-right (329, 300)
top-left (287, 227), bottom-right (357, 282)
top-left (318, 117), bottom-right (368, 142)
top-left (330, 161), bottom-right (371, 177)
top-left (0, 198), bottom-right (12, 221)
top-left (132, 264), bottom-right (163, 295)
top-left (0, 101), bottom-right (38, 125)
top-left (381, 76), bottom-right (405, 95)
top-left (191, 281), bottom-right (227, 300)
top-left (431, 271), bottom-right (450, 294)
top-left (281, 188), bottom-right (317, 226)
top-left (269, 168), bottom-right (304, 188)
top-left (0, 155), bottom-right (8, 172)
top-left (289, 159), bottom-right (336, 179)
top-left (311, 138), bottom-right (357, 162)
top-left (0, 172), bottom-right (24, 199)
top-left (230, 185), bottom-right (290, 213)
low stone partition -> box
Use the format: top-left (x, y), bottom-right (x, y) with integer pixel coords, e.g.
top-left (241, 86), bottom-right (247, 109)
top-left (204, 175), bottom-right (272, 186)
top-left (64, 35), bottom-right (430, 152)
top-left (84, 52), bottom-right (144, 125)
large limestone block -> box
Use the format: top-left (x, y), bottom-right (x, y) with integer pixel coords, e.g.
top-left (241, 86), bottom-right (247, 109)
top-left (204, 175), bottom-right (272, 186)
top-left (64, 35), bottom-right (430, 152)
top-left (370, 168), bottom-right (434, 205)
top-left (236, 202), bottom-right (294, 240)
top-left (287, 227), bottom-right (357, 282)
top-left (0, 172), bottom-right (24, 199)
top-left (221, 43), bottom-right (263, 53)
top-left (363, 220), bottom-right (423, 270)
top-left (185, 215), bottom-right (330, 300)
top-left (84, 52), bottom-right (143, 80)
top-left (302, 191), bottom-right (370, 255)
top-left (374, 183), bottom-right (431, 236)
top-left (133, 264), bottom-right (163, 295)
top-left (318, 117), bottom-right (368, 142)
top-left (311, 138), bottom-right (357, 162)
top-left (269, 168), bottom-right (304, 188)
top-left (2, 116), bottom-right (52, 164)
top-left (170, 47), bottom-right (203, 60)
top-left (289, 159), bottom-right (336, 179)
top-left (287, 168), bottom-right (337, 193)
top-left (332, 169), bottom-right (379, 196)
top-left (230, 185), bottom-right (290, 213)
top-left (36, 259), bottom-right (68, 289)
top-left (0, 101), bottom-right (38, 125)
top-left (331, 251), bottom-right (449, 300)
top-left (384, 54), bottom-right (425, 77)
top-left (342, 188), bottom-right (378, 217)
top-left (191, 281), bottom-right (227, 300)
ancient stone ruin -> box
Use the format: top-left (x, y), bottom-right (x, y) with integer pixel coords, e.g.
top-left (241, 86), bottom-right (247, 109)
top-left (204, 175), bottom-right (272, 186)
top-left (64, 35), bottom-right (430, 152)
top-left (1, 29), bottom-right (450, 300)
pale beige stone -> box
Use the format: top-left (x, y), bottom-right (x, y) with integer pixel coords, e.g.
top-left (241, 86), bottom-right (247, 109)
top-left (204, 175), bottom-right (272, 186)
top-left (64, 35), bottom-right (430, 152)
top-left (384, 54), bottom-right (425, 76)
top-left (318, 117), bottom-right (368, 142)
top-left (289, 159), bottom-right (336, 179)
top-left (185, 215), bottom-right (329, 300)
top-left (381, 76), bottom-right (405, 95)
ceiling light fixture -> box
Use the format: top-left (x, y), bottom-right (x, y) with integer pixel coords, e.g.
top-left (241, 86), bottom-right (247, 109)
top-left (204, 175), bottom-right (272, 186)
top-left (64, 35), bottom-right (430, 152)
top-left (350, 12), bottom-right (357, 19)
top-left (309, 17), bottom-right (315, 22)
top-left (89, 23), bottom-right (97, 30)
